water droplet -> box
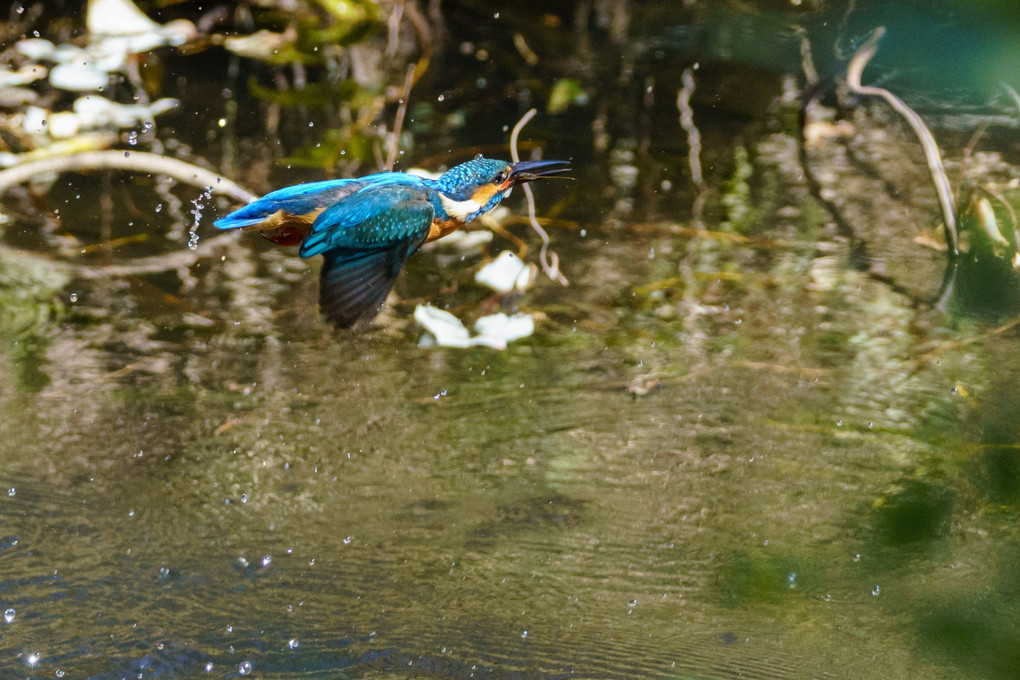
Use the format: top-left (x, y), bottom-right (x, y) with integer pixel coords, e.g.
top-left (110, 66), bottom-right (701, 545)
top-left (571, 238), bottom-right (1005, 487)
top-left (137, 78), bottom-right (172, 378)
top-left (128, 509), bottom-right (134, 517)
top-left (143, 121), bottom-right (153, 132)
top-left (237, 660), bottom-right (252, 676)
top-left (204, 662), bottom-right (214, 672)
top-left (218, 118), bottom-right (227, 128)
top-left (7, 487), bottom-right (15, 497)
top-left (69, 293), bottom-right (78, 303)
top-left (853, 553), bottom-right (862, 562)
top-left (4, 608), bottom-right (15, 623)
top-left (128, 130), bottom-right (138, 146)
top-left (288, 638), bottom-right (299, 649)
top-left (188, 233), bottom-right (200, 251)
top-left (261, 555), bottom-right (271, 567)
top-left (342, 536), bottom-right (353, 545)
top-left (56, 670), bottom-right (66, 678)
top-left (836, 420), bottom-right (842, 427)
top-left (520, 630), bottom-right (528, 638)
top-left (437, 94), bottom-right (445, 102)
top-left (226, 624), bottom-right (233, 633)
top-left (871, 585), bottom-right (881, 597)
top-left (787, 572), bottom-right (797, 588)
top-left (158, 566), bottom-right (170, 579)
top-left (240, 493), bottom-right (248, 503)
top-left (27, 652), bottom-right (40, 666)
top-left (124, 151), bottom-right (130, 158)
top-left (155, 203), bottom-right (163, 213)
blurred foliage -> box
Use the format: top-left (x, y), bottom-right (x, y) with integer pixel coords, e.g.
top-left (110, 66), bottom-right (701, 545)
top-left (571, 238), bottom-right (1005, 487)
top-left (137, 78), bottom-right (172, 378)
top-left (547, 78), bottom-right (587, 116)
top-left (0, 249), bottom-right (67, 338)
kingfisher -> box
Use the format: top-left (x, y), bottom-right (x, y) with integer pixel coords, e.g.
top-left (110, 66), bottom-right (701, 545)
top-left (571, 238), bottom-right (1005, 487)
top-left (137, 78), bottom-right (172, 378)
top-left (214, 156), bottom-right (570, 328)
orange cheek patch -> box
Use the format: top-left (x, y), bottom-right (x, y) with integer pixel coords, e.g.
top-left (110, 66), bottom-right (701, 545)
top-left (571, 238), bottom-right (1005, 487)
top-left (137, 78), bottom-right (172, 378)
top-left (471, 184), bottom-right (499, 205)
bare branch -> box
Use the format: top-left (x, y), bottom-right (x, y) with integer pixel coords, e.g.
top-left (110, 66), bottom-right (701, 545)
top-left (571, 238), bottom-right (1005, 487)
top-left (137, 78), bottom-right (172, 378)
top-left (510, 108), bottom-right (569, 286)
top-left (845, 27), bottom-right (958, 255)
top-left (0, 150), bottom-right (257, 203)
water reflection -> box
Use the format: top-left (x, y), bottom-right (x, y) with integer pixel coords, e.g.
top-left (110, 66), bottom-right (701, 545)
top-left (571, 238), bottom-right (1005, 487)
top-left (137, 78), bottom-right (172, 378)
top-left (2, 0), bottom-right (1020, 678)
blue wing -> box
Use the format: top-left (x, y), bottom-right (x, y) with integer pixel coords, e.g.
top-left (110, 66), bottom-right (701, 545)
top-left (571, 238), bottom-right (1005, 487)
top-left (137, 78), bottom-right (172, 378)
top-left (212, 173), bottom-right (404, 231)
top-left (301, 181), bottom-right (437, 328)
top-left (298, 179), bottom-right (435, 258)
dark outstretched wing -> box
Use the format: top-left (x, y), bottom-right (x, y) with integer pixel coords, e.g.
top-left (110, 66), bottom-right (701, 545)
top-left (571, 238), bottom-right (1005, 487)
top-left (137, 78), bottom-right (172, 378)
top-left (305, 182), bottom-right (436, 327)
top-left (318, 237), bottom-right (426, 328)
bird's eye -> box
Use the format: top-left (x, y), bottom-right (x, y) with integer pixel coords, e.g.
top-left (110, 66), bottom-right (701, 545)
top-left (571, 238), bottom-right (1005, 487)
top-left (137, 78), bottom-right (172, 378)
top-left (498, 168), bottom-right (512, 183)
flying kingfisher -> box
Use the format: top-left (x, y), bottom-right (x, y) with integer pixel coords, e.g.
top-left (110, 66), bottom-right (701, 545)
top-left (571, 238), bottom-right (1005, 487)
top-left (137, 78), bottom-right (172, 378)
top-left (214, 156), bottom-right (570, 328)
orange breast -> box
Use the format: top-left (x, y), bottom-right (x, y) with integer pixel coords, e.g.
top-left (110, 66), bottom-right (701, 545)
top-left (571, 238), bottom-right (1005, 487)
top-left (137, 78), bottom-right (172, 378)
top-left (427, 218), bottom-right (463, 243)
top-left (241, 208), bottom-right (322, 246)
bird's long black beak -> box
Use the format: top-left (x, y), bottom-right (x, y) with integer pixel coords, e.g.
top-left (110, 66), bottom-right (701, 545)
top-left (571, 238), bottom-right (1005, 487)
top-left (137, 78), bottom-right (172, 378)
top-left (508, 159), bottom-right (572, 184)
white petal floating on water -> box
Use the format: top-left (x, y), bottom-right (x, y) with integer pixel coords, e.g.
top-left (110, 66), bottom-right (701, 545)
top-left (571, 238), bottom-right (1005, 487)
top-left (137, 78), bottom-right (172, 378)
top-left (414, 305), bottom-right (472, 348)
top-left (49, 62), bottom-right (110, 92)
top-left (87, 0), bottom-right (196, 51)
top-left (72, 95), bottom-right (179, 129)
top-left (52, 43), bottom-right (92, 65)
top-left (474, 250), bottom-right (537, 294)
top-left (424, 229), bottom-right (493, 254)
top-left (414, 305), bottom-right (534, 350)
top-left (86, 0), bottom-right (163, 36)
top-left (223, 29), bottom-right (297, 61)
top-left (0, 65), bottom-right (48, 89)
top-left (15, 38), bottom-right (57, 61)
top-left (48, 112), bottom-right (81, 139)
top-left (0, 87), bottom-right (38, 109)
top-left (474, 312), bottom-right (534, 345)
top-left (405, 167), bottom-right (442, 180)
top-left (21, 107), bottom-right (49, 136)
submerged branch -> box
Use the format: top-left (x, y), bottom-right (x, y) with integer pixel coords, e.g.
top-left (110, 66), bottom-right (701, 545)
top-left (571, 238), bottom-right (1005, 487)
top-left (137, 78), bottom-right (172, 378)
top-left (0, 150), bottom-right (257, 203)
top-left (383, 63), bottom-right (417, 172)
top-left (677, 67), bottom-right (704, 190)
top-left (0, 231), bottom-right (239, 280)
top-left (845, 27), bottom-right (958, 255)
top-left (0, 150), bottom-right (252, 279)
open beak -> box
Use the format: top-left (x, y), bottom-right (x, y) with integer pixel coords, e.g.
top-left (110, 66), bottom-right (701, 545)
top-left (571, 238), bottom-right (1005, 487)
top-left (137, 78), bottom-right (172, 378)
top-left (507, 159), bottom-right (572, 184)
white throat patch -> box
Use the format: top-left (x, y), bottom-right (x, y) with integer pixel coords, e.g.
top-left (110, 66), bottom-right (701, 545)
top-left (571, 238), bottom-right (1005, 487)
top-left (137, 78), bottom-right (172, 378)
top-left (439, 193), bottom-right (482, 221)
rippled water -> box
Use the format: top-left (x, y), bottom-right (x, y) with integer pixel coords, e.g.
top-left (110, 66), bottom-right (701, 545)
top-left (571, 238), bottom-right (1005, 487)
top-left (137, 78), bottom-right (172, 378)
top-left (3, 1), bottom-right (1020, 679)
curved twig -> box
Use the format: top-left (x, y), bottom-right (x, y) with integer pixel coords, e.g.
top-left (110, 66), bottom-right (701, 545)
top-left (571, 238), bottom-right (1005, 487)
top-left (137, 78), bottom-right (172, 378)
top-left (510, 108), bottom-right (568, 286)
top-left (0, 150), bottom-right (257, 203)
top-left (0, 150), bottom-right (253, 279)
top-left (0, 231), bottom-right (240, 280)
top-left (677, 68), bottom-right (704, 189)
top-left (845, 27), bottom-right (958, 255)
